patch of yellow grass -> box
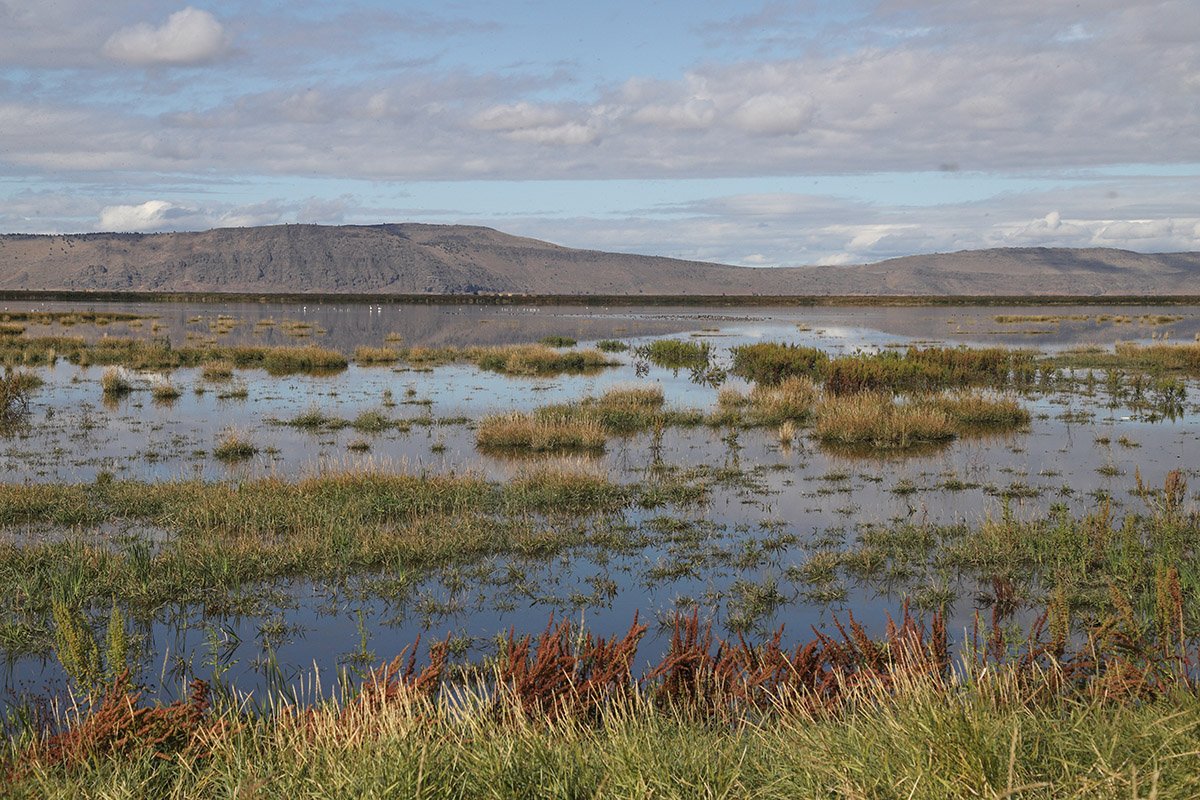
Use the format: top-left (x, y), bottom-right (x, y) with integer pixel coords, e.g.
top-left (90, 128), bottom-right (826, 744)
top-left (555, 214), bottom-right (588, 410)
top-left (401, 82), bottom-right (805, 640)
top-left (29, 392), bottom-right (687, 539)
top-left (476, 411), bottom-right (606, 452)
top-left (815, 393), bottom-right (955, 449)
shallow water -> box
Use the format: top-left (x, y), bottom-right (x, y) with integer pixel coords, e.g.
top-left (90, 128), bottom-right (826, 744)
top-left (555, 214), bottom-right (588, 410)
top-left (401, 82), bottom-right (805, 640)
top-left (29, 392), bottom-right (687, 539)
top-left (2, 300), bottom-right (1198, 706)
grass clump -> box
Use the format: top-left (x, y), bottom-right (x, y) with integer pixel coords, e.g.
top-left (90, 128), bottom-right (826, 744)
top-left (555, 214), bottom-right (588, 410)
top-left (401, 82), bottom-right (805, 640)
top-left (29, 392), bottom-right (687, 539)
top-left (929, 391), bottom-right (1031, 429)
top-left (100, 368), bottom-right (132, 398)
top-left (476, 345), bottom-right (617, 376)
top-left (596, 339), bottom-right (628, 353)
top-left (710, 378), bottom-right (817, 428)
top-left (747, 377), bottom-right (820, 425)
top-left (149, 380), bottom-right (181, 402)
top-left (731, 342), bottom-right (829, 384)
top-left (260, 345), bottom-right (347, 375)
top-left (637, 339), bottom-right (710, 369)
top-left (815, 393), bottom-right (956, 450)
top-left (596, 383), bottom-right (664, 411)
top-left (824, 347), bottom-right (1035, 395)
top-left (213, 431), bottom-right (257, 462)
top-left (200, 360), bottom-right (234, 381)
top-left (282, 406), bottom-right (347, 430)
top-left (351, 409), bottom-right (392, 433)
top-left (539, 335), bottom-right (577, 347)
top-left (353, 346), bottom-right (400, 365)
top-left (0, 370), bottom-right (41, 423)
top-left (476, 411), bottom-right (606, 453)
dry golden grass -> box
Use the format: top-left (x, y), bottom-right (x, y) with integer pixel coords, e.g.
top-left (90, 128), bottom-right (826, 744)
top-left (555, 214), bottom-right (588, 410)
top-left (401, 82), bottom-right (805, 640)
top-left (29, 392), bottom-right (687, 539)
top-left (597, 383), bottom-right (664, 410)
top-left (353, 346), bottom-right (401, 365)
top-left (928, 391), bottom-right (1030, 428)
top-left (748, 376), bottom-right (819, 424)
top-left (476, 411), bottom-right (607, 453)
top-left (477, 344), bottom-right (617, 376)
top-left (200, 360), bottom-right (234, 381)
top-left (815, 393), bottom-right (955, 449)
top-left (100, 368), bottom-right (132, 397)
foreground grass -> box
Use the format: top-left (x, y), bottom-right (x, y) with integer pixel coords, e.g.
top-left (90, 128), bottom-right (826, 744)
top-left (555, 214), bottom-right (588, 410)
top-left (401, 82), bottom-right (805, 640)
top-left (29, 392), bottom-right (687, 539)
top-left (9, 615), bottom-right (1200, 800)
top-left (10, 685), bottom-right (1200, 798)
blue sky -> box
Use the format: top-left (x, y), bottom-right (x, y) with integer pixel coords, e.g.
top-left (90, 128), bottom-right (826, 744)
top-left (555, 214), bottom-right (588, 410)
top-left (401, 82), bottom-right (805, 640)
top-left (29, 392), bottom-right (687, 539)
top-left (1, 0), bottom-right (1198, 265)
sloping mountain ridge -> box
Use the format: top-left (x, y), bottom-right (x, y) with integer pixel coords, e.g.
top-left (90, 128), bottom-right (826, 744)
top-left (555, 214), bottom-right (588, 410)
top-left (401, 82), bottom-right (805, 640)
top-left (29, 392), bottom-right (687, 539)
top-left (0, 223), bottom-right (1197, 296)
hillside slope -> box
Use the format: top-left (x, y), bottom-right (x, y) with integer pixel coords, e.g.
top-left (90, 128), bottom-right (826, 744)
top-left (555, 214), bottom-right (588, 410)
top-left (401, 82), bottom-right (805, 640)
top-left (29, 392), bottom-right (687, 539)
top-left (0, 224), bottom-right (1197, 295)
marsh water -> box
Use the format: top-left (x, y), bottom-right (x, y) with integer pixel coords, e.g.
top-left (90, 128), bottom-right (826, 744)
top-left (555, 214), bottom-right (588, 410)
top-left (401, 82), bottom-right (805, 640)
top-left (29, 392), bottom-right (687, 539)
top-left (2, 300), bottom-right (1199, 706)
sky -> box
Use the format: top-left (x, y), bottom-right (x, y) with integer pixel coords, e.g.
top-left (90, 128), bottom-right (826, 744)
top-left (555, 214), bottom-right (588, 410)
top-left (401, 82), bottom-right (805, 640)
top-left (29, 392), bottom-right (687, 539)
top-left (1, 0), bottom-right (1199, 266)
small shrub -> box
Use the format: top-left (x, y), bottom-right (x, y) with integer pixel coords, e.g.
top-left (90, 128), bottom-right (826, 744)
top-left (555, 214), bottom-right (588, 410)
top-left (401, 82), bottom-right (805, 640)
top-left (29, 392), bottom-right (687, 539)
top-left (596, 339), bottom-right (628, 353)
top-left (539, 335), bottom-right (577, 348)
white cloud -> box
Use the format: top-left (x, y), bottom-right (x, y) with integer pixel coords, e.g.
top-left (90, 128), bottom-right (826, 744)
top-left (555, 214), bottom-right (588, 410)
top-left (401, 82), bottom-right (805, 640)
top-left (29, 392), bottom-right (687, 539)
top-left (471, 102), bottom-right (600, 146)
top-left (96, 198), bottom-right (284, 231)
top-left (629, 97), bottom-right (717, 131)
top-left (102, 7), bottom-right (229, 66)
top-left (730, 93), bottom-right (814, 136)
top-left (99, 200), bottom-right (179, 231)
top-left (471, 102), bottom-right (566, 132)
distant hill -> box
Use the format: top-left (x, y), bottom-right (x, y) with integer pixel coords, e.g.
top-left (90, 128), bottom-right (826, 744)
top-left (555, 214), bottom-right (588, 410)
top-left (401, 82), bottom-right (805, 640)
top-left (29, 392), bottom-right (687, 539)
top-left (0, 223), bottom-right (1197, 296)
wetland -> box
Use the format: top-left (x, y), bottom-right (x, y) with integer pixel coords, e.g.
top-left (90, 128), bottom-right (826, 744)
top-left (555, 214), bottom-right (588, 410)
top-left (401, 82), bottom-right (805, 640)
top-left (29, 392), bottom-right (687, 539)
top-left (2, 298), bottom-right (1200, 796)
